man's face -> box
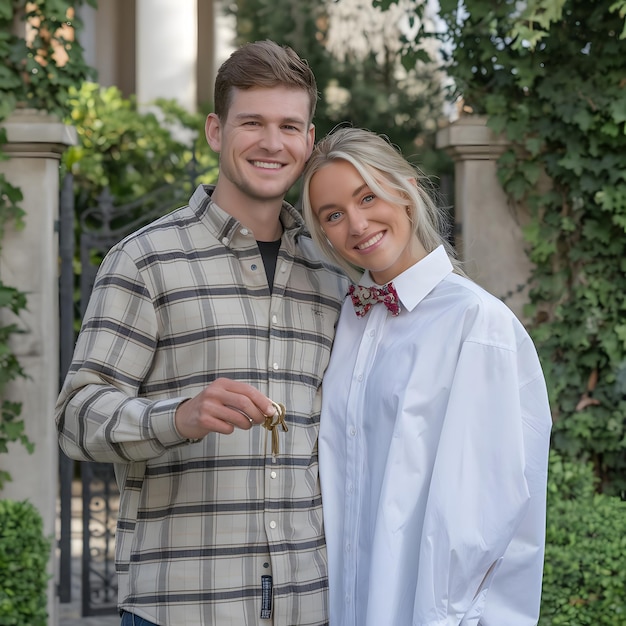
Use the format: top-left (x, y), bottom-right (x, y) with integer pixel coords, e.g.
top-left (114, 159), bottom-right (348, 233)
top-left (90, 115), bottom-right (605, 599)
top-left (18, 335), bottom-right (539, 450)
top-left (206, 86), bottom-right (315, 204)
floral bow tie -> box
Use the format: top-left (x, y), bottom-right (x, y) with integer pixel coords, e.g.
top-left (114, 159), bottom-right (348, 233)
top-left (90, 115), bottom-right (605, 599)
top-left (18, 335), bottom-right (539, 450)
top-left (348, 283), bottom-right (401, 317)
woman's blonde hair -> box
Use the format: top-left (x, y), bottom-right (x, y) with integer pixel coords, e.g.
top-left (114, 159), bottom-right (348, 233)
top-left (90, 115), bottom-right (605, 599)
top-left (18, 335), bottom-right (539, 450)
top-left (301, 127), bottom-right (463, 281)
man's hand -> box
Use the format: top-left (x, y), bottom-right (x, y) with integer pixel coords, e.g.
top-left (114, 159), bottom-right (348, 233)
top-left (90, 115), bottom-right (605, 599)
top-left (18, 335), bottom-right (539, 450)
top-left (175, 378), bottom-right (276, 440)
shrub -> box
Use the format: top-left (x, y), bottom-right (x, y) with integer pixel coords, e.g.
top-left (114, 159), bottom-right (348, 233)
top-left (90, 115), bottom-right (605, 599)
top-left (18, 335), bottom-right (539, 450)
top-left (540, 493), bottom-right (626, 624)
top-left (540, 452), bottom-right (626, 624)
top-left (63, 82), bottom-right (219, 217)
top-left (0, 500), bottom-right (50, 626)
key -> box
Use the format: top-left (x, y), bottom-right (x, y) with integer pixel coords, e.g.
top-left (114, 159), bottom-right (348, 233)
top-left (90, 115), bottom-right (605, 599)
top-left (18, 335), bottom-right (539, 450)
top-left (263, 400), bottom-right (288, 458)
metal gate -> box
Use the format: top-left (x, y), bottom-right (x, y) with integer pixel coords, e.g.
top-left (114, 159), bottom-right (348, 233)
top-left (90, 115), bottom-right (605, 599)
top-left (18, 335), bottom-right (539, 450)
top-left (57, 167), bottom-right (205, 616)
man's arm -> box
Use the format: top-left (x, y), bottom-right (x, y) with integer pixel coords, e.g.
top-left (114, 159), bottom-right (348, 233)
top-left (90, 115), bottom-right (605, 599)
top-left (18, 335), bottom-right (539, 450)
top-left (55, 246), bottom-right (274, 463)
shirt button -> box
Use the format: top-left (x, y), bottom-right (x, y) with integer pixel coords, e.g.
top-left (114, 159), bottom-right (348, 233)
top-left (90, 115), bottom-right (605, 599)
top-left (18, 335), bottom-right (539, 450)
top-left (269, 521), bottom-right (277, 529)
top-left (280, 264), bottom-right (287, 273)
top-left (270, 471), bottom-right (277, 479)
top-left (350, 428), bottom-right (357, 436)
top-left (369, 329), bottom-right (375, 337)
top-left (346, 543), bottom-right (351, 552)
top-left (272, 315), bottom-right (278, 324)
top-left (357, 374), bottom-right (363, 382)
top-left (241, 228), bottom-right (249, 235)
top-left (221, 237), bottom-right (228, 246)
top-left (251, 264), bottom-right (257, 270)
top-left (272, 363), bottom-right (279, 370)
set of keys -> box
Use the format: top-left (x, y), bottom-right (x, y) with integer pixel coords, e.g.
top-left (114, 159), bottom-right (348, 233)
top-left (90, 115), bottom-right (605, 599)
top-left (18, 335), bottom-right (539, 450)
top-left (263, 400), bottom-right (288, 459)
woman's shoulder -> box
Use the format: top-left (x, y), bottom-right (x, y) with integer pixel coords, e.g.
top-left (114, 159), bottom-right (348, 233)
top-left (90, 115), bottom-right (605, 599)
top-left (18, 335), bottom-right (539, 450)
top-left (437, 273), bottom-right (531, 348)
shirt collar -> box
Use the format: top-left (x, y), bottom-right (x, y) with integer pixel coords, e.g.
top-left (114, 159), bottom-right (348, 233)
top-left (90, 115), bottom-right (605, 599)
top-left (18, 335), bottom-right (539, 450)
top-left (189, 184), bottom-right (306, 245)
top-left (359, 245), bottom-right (453, 313)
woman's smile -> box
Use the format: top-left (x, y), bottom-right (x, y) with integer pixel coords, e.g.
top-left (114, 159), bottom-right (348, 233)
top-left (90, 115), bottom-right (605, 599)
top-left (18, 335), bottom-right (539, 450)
top-left (310, 159), bottom-right (421, 284)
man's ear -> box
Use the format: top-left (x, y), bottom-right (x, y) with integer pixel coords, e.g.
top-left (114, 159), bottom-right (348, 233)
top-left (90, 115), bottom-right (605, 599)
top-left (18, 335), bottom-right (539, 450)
top-left (306, 124), bottom-right (316, 159)
top-left (205, 113), bottom-right (222, 152)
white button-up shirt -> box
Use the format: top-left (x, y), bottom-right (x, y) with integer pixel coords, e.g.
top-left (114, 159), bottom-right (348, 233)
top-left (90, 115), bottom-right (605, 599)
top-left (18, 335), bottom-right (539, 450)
top-left (319, 245), bottom-right (552, 626)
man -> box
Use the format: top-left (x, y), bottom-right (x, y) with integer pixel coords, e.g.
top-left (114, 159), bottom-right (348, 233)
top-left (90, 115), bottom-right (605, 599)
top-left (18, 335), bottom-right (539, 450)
top-left (56, 40), bottom-right (348, 626)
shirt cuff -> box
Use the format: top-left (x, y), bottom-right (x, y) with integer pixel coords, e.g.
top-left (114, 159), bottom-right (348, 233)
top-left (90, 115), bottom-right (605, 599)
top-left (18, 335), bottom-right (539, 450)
top-left (148, 397), bottom-right (198, 447)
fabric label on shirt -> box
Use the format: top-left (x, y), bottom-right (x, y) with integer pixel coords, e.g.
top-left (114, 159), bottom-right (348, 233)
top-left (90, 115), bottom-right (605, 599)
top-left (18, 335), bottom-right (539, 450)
top-left (260, 575), bottom-right (273, 619)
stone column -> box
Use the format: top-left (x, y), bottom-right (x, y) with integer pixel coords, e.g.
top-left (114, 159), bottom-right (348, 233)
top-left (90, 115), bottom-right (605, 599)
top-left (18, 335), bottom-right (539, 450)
top-left (136, 0), bottom-right (198, 111)
top-left (0, 108), bottom-right (76, 626)
top-left (437, 115), bottom-right (533, 321)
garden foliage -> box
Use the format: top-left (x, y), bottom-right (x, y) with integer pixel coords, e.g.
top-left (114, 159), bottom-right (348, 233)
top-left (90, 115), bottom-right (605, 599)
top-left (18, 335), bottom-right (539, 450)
top-left (0, 499), bottom-right (50, 625)
top-left (63, 83), bottom-right (219, 219)
top-left (540, 452), bottom-right (626, 623)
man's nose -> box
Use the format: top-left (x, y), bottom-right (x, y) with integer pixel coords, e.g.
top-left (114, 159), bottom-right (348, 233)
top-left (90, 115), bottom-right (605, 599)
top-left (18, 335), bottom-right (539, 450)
top-left (258, 126), bottom-right (282, 151)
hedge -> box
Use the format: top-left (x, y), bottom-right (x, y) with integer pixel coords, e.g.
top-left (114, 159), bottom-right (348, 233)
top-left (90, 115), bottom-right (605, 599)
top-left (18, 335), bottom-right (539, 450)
top-left (0, 500), bottom-right (50, 626)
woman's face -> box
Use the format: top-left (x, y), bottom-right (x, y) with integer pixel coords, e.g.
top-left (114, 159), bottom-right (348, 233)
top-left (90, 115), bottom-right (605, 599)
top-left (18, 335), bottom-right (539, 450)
top-left (308, 159), bottom-right (423, 284)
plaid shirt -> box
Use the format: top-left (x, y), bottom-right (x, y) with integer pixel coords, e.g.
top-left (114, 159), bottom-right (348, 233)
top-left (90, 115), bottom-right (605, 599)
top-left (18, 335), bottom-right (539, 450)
top-left (56, 185), bottom-right (348, 626)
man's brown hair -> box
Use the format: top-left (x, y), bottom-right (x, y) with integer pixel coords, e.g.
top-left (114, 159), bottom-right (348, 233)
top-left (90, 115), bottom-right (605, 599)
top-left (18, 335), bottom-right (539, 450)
top-left (214, 40), bottom-right (318, 124)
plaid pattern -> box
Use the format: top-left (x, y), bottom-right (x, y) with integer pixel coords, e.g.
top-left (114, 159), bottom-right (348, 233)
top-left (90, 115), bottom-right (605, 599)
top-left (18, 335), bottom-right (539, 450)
top-left (56, 185), bottom-right (349, 626)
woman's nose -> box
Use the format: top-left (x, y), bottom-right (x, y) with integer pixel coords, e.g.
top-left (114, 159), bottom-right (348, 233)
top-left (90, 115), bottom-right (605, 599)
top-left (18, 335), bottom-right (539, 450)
top-left (348, 210), bottom-right (368, 235)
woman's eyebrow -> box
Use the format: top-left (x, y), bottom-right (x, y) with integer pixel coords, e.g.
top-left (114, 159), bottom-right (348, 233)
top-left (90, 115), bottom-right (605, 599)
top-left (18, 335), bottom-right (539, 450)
top-left (314, 184), bottom-right (369, 216)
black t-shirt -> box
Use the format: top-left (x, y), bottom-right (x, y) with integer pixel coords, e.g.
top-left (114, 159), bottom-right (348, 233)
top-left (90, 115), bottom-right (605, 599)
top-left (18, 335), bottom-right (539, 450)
top-left (256, 239), bottom-right (281, 293)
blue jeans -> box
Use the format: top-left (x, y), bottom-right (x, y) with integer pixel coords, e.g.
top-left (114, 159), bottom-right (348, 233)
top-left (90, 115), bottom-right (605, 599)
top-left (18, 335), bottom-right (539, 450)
top-left (120, 611), bottom-right (158, 626)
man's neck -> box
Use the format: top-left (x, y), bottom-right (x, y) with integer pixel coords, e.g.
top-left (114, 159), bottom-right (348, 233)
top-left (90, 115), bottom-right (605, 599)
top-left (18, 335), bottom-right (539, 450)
top-left (211, 183), bottom-right (284, 241)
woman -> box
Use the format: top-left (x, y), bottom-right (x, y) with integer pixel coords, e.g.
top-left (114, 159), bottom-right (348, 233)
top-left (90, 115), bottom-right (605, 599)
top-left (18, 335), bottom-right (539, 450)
top-left (300, 127), bottom-right (552, 626)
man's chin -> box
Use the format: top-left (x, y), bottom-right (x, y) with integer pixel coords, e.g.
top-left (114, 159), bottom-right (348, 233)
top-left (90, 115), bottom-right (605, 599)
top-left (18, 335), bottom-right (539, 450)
top-left (245, 183), bottom-right (294, 203)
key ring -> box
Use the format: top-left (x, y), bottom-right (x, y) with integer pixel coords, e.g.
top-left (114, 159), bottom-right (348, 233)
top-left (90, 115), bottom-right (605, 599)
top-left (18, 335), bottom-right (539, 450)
top-left (263, 400), bottom-right (288, 458)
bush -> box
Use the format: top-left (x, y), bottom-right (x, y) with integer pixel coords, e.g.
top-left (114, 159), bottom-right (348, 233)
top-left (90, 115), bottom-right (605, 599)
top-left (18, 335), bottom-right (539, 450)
top-left (540, 453), bottom-right (626, 624)
top-left (63, 82), bottom-right (219, 216)
top-left (0, 500), bottom-right (50, 626)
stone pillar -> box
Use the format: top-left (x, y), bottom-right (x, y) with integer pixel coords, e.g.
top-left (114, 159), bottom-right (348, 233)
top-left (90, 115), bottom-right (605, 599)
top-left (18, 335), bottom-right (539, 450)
top-left (437, 115), bottom-right (533, 321)
top-left (136, 0), bottom-right (198, 112)
top-left (0, 108), bottom-right (76, 625)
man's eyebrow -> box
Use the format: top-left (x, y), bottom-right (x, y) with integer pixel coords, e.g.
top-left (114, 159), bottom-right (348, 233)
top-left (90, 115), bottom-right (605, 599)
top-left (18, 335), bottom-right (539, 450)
top-left (232, 113), bottom-right (307, 125)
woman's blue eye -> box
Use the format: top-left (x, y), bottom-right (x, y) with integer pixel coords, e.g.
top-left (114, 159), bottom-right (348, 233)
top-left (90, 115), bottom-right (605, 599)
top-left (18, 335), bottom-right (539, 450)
top-left (327, 211), bottom-right (342, 222)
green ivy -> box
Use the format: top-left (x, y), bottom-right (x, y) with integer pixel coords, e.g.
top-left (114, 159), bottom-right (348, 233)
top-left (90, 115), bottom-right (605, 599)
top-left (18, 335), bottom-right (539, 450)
top-left (379, 0), bottom-right (626, 495)
top-left (0, 0), bottom-right (97, 117)
top-left (0, 0), bottom-right (96, 485)
top-left (0, 283), bottom-right (33, 490)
